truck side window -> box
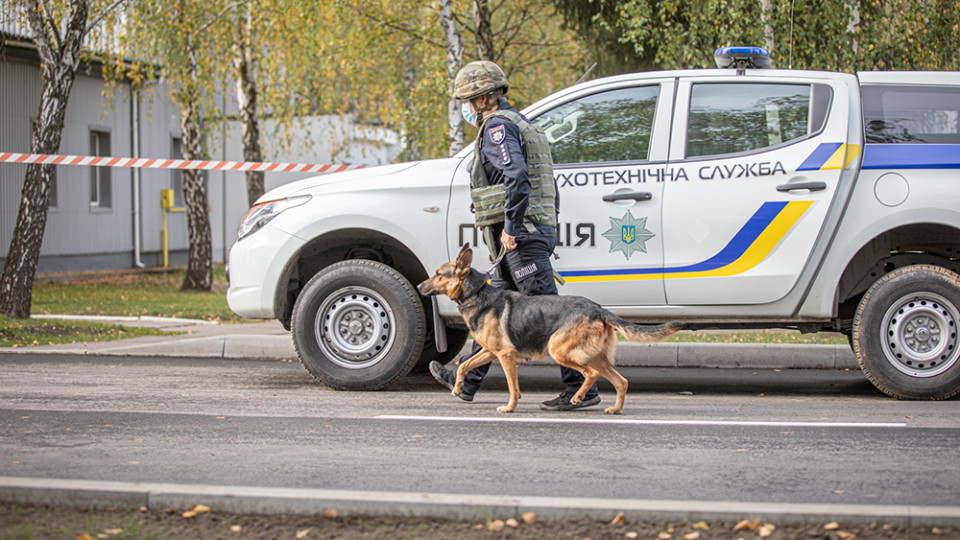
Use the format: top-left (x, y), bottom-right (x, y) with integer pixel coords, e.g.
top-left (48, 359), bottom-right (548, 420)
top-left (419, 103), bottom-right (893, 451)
top-left (535, 86), bottom-right (659, 165)
top-left (863, 85), bottom-right (960, 144)
top-left (687, 83), bottom-right (831, 158)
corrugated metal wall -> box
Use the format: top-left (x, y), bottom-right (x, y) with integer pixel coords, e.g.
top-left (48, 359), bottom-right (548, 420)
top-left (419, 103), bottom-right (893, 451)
top-left (0, 53), bottom-right (216, 271)
top-left (2, 43), bottom-right (405, 274)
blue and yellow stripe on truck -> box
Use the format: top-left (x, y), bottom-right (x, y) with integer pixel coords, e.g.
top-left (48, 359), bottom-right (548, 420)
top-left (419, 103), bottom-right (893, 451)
top-left (861, 144), bottom-right (960, 169)
top-left (560, 200), bottom-right (813, 283)
top-left (797, 142), bottom-right (861, 171)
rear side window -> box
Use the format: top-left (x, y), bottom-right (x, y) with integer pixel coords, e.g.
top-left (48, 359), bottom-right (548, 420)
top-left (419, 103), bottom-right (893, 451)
top-left (687, 83), bottom-right (832, 158)
top-left (863, 85), bottom-right (960, 144)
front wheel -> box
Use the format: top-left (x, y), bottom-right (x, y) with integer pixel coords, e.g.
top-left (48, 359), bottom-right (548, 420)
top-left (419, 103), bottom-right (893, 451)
top-left (291, 260), bottom-right (426, 390)
top-left (853, 264), bottom-right (960, 400)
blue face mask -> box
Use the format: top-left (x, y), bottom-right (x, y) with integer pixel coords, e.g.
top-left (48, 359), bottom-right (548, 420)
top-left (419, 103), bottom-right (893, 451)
top-left (461, 100), bottom-right (478, 127)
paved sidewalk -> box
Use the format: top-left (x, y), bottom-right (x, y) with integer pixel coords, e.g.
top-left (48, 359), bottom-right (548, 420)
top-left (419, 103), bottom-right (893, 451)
top-left (1, 316), bottom-right (859, 370)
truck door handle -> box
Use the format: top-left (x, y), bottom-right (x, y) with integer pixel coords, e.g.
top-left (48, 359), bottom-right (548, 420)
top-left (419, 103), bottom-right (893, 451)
top-left (776, 181), bottom-right (827, 192)
top-left (602, 191), bottom-right (652, 202)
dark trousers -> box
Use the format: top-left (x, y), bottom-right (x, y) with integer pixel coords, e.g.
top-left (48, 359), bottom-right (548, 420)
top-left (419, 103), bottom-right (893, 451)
top-left (459, 224), bottom-right (599, 399)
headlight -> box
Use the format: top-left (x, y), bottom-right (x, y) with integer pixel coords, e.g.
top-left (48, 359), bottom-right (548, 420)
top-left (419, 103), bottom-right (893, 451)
top-left (237, 195), bottom-right (311, 240)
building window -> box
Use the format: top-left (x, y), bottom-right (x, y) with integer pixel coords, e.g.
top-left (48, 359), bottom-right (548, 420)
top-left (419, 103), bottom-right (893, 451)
top-left (89, 130), bottom-right (112, 208)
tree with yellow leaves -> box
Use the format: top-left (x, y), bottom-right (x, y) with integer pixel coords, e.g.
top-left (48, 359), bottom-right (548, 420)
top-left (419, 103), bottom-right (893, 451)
top-left (118, 0), bottom-right (231, 291)
top-left (0, 0), bottom-right (123, 318)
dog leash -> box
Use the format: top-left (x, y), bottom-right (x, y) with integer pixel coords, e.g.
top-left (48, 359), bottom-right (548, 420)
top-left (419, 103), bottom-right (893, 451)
top-left (484, 244), bottom-right (508, 277)
top-left (484, 244), bottom-right (566, 286)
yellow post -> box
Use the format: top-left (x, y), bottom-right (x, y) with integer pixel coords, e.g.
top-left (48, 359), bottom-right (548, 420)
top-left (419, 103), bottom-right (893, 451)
top-left (161, 189), bottom-right (174, 267)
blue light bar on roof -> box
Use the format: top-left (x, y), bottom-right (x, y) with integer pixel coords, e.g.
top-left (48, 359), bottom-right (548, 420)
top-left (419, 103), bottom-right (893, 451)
top-left (714, 46), bottom-right (772, 71)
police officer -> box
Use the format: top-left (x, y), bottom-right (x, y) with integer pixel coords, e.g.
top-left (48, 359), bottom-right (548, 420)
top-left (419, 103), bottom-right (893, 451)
top-left (429, 60), bottom-right (600, 411)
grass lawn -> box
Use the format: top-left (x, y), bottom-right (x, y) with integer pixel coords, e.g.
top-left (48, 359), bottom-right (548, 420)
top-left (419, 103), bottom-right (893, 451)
top-left (0, 265), bottom-right (240, 348)
top-left (665, 329), bottom-right (849, 345)
top-left (31, 265), bottom-right (240, 323)
top-left (0, 316), bottom-right (164, 347)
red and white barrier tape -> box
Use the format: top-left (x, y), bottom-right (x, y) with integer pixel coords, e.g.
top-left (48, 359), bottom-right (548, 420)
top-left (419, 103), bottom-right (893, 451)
top-left (0, 152), bottom-right (365, 174)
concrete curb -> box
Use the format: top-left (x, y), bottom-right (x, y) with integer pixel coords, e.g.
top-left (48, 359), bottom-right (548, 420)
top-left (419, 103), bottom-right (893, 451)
top-left (2, 316), bottom-right (860, 370)
top-left (0, 477), bottom-right (956, 527)
top-left (30, 314), bottom-right (219, 326)
top-left (1, 336), bottom-right (859, 370)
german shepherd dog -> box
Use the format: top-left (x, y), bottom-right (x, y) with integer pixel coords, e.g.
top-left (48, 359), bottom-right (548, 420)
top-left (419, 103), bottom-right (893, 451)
top-left (418, 244), bottom-right (684, 414)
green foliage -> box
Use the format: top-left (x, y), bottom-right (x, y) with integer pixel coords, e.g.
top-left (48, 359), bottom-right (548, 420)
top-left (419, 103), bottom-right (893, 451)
top-left (608, 0), bottom-right (959, 72)
top-left (552, 0), bottom-right (658, 76)
top-left (99, 0), bottom-right (583, 162)
top-left (259, 0), bottom-right (585, 160)
top-left (109, 0), bottom-right (232, 154)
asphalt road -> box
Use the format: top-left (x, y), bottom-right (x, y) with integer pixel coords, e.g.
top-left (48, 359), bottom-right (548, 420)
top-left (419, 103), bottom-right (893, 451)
top-left (1, 353), bottom-right (959, 512)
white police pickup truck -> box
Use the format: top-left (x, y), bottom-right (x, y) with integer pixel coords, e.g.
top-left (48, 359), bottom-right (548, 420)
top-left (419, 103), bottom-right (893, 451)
top-left (227, 48), bottom-right (960, 400)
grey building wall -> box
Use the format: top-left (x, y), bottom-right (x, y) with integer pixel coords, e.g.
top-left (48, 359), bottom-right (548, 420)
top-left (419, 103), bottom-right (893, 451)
top-left (1, 43), bottom-right (404, 275)
top-left (1, 51), bottom-right (138, 272)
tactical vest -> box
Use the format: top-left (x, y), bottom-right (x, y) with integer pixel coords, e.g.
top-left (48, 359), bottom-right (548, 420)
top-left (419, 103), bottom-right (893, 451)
top-left (470, 109), bottom-right (557, 232)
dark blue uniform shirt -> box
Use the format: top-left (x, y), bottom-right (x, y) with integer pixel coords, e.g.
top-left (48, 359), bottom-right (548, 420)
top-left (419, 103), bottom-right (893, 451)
top-left (477, 98), bottom-right (531, 237)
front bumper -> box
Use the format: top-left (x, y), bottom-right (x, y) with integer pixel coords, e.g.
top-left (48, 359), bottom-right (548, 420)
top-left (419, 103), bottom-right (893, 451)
top-left (226, 226), bottom-right (302, 319)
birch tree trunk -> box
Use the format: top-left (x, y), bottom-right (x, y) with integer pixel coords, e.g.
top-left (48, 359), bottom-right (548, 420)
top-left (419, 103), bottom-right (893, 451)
top-left (845, 0), bottom-right (861, 69)
top-left (401, 41), bottom-right (422, 162)
top-left (760, 0), bottom-right (775, 58)
top-left (436, 0), bottom-right (464, 156)
top-left (178, 89), bottom-right (214, 292)
top-left (0, 0), bottom-right (89, 318)
top-left (474, 0), bottom-right (494, 61)
top-left (173, 35), bottom-right (213, 292)
top-left (234, 1), bottom-right (264, 208)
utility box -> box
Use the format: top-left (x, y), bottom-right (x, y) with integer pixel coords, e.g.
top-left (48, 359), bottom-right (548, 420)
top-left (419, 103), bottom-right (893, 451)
top-left (160, 188), bottom-right (174, 210)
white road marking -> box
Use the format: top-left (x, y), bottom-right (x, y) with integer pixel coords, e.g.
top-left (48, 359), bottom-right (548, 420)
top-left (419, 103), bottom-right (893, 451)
top-left (375, 415), bottom-right (907, 428)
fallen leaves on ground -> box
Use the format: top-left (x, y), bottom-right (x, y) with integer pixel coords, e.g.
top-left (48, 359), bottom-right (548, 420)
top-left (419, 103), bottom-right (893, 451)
top-left (487, 519), bottom-right (505, 531)
top-left (181, 504), bottom-right (211, 519)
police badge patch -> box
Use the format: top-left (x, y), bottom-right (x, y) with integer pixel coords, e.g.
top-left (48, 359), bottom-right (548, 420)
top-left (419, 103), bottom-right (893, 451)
top-left (488, 124), bottom-right (506, 144)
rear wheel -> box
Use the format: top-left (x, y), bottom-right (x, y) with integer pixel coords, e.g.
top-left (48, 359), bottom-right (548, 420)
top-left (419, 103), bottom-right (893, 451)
top-left (291, 260), bottom-right (425, 390)
top-left (853, 264), bottom-right (960, 400)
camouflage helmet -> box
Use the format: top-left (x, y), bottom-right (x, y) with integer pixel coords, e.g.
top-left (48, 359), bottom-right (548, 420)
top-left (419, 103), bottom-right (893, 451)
top-left (452, 61), bottom-right (509, 100)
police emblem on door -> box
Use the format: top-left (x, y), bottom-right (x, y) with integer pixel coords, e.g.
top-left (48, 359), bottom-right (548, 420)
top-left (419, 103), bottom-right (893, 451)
top-left (603, 210), bottom-right (654, 260)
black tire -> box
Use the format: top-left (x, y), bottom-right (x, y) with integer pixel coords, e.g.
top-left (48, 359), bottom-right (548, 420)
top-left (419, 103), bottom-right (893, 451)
top-left (853, 264), bottom-right (960, 400)
top-left (414, 326), bottom-right (470, 371)
top-left (291, 260), bottom-right (425, 390)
